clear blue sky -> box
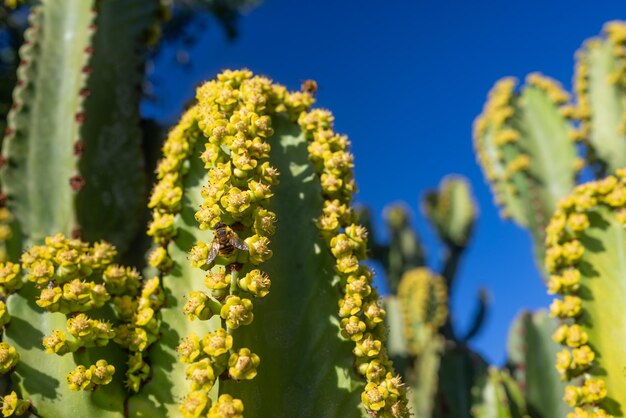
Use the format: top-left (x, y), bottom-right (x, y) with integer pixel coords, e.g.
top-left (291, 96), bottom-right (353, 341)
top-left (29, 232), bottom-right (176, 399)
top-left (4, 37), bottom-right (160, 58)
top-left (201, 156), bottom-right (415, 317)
top-left (144, 0), bottom-right (626, 365)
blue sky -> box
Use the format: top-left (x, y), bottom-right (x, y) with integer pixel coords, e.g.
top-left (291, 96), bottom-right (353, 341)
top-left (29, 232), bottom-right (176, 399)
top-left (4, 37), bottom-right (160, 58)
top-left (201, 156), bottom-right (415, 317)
top-left (145, 0), bottom-right (626, 364)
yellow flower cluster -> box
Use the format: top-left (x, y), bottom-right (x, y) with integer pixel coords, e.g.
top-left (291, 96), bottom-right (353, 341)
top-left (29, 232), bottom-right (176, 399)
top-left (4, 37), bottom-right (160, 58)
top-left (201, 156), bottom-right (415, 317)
top-left (545, 171), bottom-right (626, 417)
top-left (397, 268), bottom-right (447, 355)
top-left (20, 234), bottom-right (160, 392)
top-left (0, 391), bottom-right (29, 417)
top-left (176, 69), bottom-right (307, 417)
top-left (299, 107), bottom-right (410, 417)
top-left (66, 360), bottom-right (115, 391)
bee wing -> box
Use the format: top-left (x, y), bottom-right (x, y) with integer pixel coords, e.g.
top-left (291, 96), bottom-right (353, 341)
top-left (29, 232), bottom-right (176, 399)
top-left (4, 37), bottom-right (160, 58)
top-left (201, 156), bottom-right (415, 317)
top-left (230, 235), bottom-right (249, 251)
top-left (206, 240), bottom-right (220, 265)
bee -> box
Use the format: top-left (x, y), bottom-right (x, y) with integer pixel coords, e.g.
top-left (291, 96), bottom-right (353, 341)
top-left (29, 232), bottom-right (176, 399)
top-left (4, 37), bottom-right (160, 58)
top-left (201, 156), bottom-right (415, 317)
top-left (206, 222), bottom-right (249, 265)
top-left (301, 79), bottom-right (318, 96)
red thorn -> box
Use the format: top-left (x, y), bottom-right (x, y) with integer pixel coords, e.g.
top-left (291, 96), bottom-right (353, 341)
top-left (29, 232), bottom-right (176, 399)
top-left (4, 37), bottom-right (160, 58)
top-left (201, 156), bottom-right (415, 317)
top-left (82, 66), bottom-right (92, 75)
top-left (75, 113), bottom-right (86, 124)
top-left (0, 155), bottom-right (7, 168)
top-left (79, 87), bottom-right (90, 98)
top-left (4, 127), bottom-right (13, 137)
top-left (69, 175), bottom-right (85, 192)
top-left (90, 23), bottom-right (98, 31)
top-left (73, 140), bottom-right (84, 157)
top-left (84, 46), bottom-right (93, 54)
top-left (71, 227), bottom-right (83, 240)
top-left (19, 60), bottom-right (28, 66)
top-left (10, 102), bottom-right (19, 110)
top-left (15, 80), bottom-right (24, 87)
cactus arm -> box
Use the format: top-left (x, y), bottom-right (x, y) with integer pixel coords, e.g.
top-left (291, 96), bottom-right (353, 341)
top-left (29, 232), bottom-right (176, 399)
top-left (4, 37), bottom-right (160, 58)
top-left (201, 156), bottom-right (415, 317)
top-left (132, 72), bottom-right (408, 417)
top-left (408, 334), bottom-right (443, 418)
top-left (75, 0), bottom-right (158, 252)
top-left (474, 75), bottom-right (579, 272)
top-left (433, 345), bottom-right (488, 418)
top-left (422, 175), bottom-right (477, 249)
top-left (382, 204), bottom-right (425, 293)
top-left (545, 171), bottom-right (626, 416)
top-left (1, 0), bottom-right (94, 245)
top-left (505, 310), bottom-right (572, 418)
top-left (220, 115), bottom-right (367, 417)
top-left (397, 268), bottom-right (448, 357)
top-left (471, 367), bottom-right (528, 418)
top-left (460, 289), bottom-right (488, 343)
top-left (574, 22), bottom-right (626, 174)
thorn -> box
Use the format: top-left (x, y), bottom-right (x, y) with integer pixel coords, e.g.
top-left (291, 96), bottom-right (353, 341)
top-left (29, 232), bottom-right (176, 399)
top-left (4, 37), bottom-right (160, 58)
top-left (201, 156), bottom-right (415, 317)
top-left (73, 140), bottom-right (84, 157)
top-left (15, 80), bottom-right (24, 87)
top-left (71, 228), bottom-right (83, 240)
top-left (84, 46), bottom-right (93, 54)
top-left (75, 113), bottom-right (86, 124)
top-left (79, 87), bottom-right (90, 98)
top-left (82, 66), bottom-right (92, 75)
top-left (0, 155), bottom-right (7, 168)
top-left (69, 175), bottom-right (85, 192)
top-left (0, 194), bottom-right (7, 207)
top-left (4, 127), bottom-right (13, 137)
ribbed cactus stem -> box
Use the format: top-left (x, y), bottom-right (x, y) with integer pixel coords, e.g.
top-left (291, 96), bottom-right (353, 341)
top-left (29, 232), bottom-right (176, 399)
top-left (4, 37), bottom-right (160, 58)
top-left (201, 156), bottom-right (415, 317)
top-left (573, 21), bottom-right (626, 175)
top-left (130, 70), bottom-right (409, 417)
top-left (545, 169), bottom-right (626, 416)
top-left (474, 73), bottom-right (580, 272)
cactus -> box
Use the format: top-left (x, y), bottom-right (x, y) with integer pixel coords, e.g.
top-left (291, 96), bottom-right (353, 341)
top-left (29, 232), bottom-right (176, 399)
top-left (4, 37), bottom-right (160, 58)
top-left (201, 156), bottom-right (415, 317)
top-left (366, 176), bottom-right (506, 418)
top-left (473, 73), bottom-right (580, 271)
top-left (475, 19), bottom-right (626, 418)
top-left (423, 175), bottom-right (477, 250)
top-left (573, 22), bottom-right (626, 175)
top-left (471, 367), bottom-right (528, 418)
top-left (506, 310), bottom-right (573, 418)
top-left (545, 170), bottom-right (626, 417)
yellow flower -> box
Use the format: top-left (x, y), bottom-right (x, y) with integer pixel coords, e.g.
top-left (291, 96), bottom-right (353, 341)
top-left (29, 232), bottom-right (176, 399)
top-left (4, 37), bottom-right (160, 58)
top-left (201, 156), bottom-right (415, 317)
top-left (228, 348), bottom-right (260, 380)
top-left (207, 394), bottom-right (244, 418)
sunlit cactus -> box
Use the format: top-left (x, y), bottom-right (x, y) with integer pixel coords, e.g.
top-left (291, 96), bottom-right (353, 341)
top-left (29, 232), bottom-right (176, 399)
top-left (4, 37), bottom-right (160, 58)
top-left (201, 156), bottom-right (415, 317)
top-left (423, 175), bottom-right (476, 250)
top-left (473, 73), bottom-right (580, 270)
top-left (573, 21), bottom-right (626, 175)
top-left (544, 170), bottom-right (626, 417)
top-left (505, 310), bottom-right (573, 418)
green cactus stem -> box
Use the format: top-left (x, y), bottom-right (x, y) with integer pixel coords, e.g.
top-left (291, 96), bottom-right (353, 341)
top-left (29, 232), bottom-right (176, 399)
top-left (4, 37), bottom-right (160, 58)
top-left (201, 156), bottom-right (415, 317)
top-left (573, 21), bottom-right (626, 175)
top-left (1, 0), bottom-right (156, 252)
top-left (128, 70), bottom-right (409, 417)
top-left (471, 367), bottom-right (528, 418)
top-left (423, 175), bottom-right (477, 250)
top-left (474, 74), bottom-right (580, 272)
top-left (3, 233), bottom-right (162, 418)
top-left (506, 310), bottom-right (573, 418)
top-left (545, 169), bottom-right (626, 417)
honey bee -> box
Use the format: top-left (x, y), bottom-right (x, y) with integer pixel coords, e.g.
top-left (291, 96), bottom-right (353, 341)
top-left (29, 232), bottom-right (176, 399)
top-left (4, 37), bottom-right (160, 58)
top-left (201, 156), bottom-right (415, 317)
top-left (206, 222), bottom-right (249, 265)
top-left (301, 79), bottom-right (318, 96)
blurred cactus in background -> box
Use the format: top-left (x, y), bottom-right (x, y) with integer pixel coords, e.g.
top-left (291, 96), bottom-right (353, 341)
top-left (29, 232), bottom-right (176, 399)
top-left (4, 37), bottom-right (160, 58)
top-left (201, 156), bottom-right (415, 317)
top-left (475, 20), bottom-right (626, 418)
